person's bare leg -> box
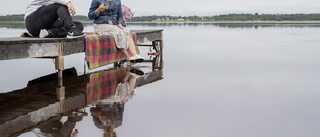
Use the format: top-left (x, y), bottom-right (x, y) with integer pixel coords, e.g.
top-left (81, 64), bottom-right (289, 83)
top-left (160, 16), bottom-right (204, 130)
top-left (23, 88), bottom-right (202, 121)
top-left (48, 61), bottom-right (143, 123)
top-left (121, 48), bottom-right (130, 61)
top-left (128, 75), bottom-right (137, 92)
top-left (121, 71), bottom-right (130, 83)
top-left (128, 36), bottom-right (137, 56)
top-left (121, 36), bottom-right (137, 61)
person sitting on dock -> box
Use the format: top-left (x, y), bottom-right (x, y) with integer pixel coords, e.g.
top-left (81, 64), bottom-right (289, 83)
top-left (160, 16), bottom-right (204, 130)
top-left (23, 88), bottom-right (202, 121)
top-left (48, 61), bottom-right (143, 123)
top-left (88, 0), bottom-right (144, 63)
top-left (24, 0), bottom-right (86, 38)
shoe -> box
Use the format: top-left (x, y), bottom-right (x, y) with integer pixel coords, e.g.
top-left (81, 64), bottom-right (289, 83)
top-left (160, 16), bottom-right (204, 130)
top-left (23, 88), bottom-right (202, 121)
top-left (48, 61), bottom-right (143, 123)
top-left (129, 68), bottom-right (144, 78)
top-left (129, 54), bottom-right (144, 63)
top-left (126, 61), bottom-right (136, 66)
top-left (67, 26), bottom-right (86, 38)
top-left (39, 29), bottom-right (49, 38)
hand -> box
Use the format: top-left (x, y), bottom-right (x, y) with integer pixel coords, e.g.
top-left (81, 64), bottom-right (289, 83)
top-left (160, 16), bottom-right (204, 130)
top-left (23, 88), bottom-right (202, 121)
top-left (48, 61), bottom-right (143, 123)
top-left (67, 1), bottom-right (76, 15)
top-left (96, 3), bottom-right (107, 14)
top-left (118, 23), bottom-right (124, 29)
top-left (71, 129), bottom-right (78, 137)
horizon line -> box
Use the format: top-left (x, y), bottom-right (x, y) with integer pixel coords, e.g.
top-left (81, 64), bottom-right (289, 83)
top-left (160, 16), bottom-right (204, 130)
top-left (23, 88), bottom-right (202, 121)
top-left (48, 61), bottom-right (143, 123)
top-left (1, 12), bottom-right (320, 16)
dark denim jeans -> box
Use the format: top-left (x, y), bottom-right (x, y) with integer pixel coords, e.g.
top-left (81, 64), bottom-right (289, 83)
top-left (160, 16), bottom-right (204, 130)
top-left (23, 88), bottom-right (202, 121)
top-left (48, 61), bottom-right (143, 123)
top-left (25, 3), bottom-right (83, 37)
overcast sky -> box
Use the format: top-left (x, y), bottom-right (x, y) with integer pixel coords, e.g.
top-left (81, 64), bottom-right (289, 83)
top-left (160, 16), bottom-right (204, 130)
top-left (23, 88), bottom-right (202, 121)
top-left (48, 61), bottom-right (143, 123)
top-left (0, 0), bottom-right (319, 16)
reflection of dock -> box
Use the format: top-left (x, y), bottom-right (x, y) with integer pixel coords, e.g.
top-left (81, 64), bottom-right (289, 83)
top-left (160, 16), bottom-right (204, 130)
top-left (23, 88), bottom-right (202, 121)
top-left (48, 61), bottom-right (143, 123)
top-left (0, 71), bottom-right (88, 137)
top-left (139, 47), bottom-right (163, 86)
top-left (0, 93), bottom-right (86, 137)
top-left (137, 69), bottom-right (163, 87)
top-left (0, 50), bottom-right (164, 136)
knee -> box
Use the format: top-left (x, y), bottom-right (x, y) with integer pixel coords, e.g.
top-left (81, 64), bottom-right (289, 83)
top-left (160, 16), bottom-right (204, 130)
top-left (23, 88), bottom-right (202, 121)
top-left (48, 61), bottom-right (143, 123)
top-left (74, 21), bottom-right (84, 31)
top-left (55, 3), bottom-right (69, 12)
top-left (124, 29), bottom-right (130, 34)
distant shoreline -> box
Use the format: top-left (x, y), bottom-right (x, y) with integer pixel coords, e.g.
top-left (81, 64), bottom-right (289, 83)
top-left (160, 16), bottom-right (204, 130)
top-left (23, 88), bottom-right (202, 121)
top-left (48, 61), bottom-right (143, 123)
top-left (1, 21), bottom-right (320, 24)
top-left (1, 14), bottom-right (319, 23)
top-left (128, 21), bottom-right (320, 24)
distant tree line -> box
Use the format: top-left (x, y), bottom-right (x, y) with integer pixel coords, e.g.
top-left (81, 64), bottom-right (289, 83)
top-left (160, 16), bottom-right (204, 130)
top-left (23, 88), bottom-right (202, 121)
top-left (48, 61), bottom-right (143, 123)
top-left (212, 13), bottom-right (320, 21)
top-left (71, 15), bottom-right (90, 21)
top-left (0, 14), bottom-right (25, 21)
top-left (131, 14), bottom-right (320, 21)
top-left (130, 15), bottom-right (203, 22)
top-left (0, 14), bottom-right (91, 22)
top-left (1, 13), bottom-right (320, 22)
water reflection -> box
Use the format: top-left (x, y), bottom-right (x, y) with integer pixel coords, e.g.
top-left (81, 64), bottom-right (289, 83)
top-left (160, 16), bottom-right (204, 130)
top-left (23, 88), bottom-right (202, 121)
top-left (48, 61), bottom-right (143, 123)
top-left (0, 51), bottom-right (163, 137)
top-left (87, 67), bottom-right (138, 137)
top-left (87, 68), bottom-right (137, 105)
top-left (32, 112), bottom-right (84, 137)
top-left (91, 103), bottom-right (123, 137)
top-left (0, 67), bottom-right (88, 137)
top-left (86, 53), bottom-right (163, 136)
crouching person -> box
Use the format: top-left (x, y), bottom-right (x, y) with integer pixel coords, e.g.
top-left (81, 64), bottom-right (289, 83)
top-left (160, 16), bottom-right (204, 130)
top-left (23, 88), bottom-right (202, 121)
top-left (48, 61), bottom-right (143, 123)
top-left (25, 0), bottom-right (86, 38)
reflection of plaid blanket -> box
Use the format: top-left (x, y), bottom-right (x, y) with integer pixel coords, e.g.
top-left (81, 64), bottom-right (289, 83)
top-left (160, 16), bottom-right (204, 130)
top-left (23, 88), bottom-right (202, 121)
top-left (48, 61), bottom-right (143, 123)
top-left (87, 68), bottom-right (127, 105)
top-left (85, 33), bottom-right (138, 69)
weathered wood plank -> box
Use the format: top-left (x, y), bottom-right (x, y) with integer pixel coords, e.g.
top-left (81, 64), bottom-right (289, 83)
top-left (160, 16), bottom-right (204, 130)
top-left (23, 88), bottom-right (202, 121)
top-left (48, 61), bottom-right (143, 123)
top-left (137, 69), bottom-right (163, 87)
top-left (63, 38), bottom-right (85, 55)
top-left (0, 30), bottom-right (163, 44)
top-left (0, 43), bottom-right (59, 60)
top-left (132, 29), bottom-right (163, 43)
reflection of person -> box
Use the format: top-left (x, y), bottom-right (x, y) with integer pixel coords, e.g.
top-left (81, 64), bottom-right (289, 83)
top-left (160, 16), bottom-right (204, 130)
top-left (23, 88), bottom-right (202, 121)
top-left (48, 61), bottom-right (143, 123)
top-left (91, 103), bottom-right (124, 137)
top-left (71, 129), bottom-right (79, 137)
top-left (88, 0), bottom-right (144, 63)
top-left (102, 69), bottom-right (143, 104)
top-left (115, 70), bottom-right (137, 103)
top-left (25, 0), bottom-right (85, 38)
top-left (90, 68), bottom-right (144, 136)
top-left (32, 115), bottom-right (83, 137)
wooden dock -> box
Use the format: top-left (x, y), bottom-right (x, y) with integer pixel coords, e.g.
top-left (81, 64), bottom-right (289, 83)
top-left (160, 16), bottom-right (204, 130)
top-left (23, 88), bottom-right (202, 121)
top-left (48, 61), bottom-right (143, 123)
top-left (0, 29), bottom-right (164, 98)
top-left (0, 29), bottom-right (163, 60)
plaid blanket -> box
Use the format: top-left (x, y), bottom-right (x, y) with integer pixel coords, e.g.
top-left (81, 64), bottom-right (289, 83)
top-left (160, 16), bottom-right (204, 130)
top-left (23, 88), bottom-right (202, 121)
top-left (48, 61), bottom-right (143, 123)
top-left (85, 33), bottom-right (138, 69)
top-left (87, 68), bottom-right (127, 105)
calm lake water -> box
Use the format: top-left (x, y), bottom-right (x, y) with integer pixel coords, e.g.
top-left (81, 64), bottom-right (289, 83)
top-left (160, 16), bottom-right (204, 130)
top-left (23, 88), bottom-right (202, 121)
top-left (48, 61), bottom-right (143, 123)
top-left (1, 22), bottom-right (320, 137)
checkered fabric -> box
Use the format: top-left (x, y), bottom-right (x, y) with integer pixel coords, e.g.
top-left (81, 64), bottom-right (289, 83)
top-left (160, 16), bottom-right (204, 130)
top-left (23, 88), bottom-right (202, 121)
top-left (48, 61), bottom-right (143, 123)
top-left (85, 33), bottom-right (138, 69)
top-left (86, 68), bottom-right (128, 105)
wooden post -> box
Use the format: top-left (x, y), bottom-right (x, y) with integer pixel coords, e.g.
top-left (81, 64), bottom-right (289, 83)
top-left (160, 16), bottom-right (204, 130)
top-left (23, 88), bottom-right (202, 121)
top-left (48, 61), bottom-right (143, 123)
top-left (55, 42), bottom-right (65, 101)
top-left (55, 41), bottom-right (65, 113)
top-left (160, 56), bottom-right (164, 70)
top-left (57, 85), bottom-right (65, 113)
top-left (160, 39), bottom-right (164, 49)
top-left (152, 41), bottom-right (157, 52)
top-left (56, 69), bottom-right (65, 101)
top-left (159, 32), bottom-right (164, 70)
top-left (160, 31), bottom-right (164, 49)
